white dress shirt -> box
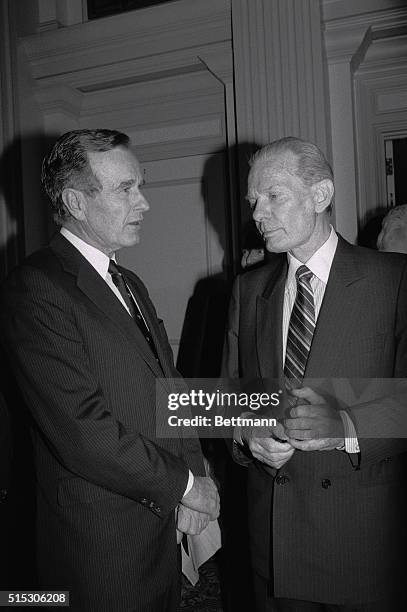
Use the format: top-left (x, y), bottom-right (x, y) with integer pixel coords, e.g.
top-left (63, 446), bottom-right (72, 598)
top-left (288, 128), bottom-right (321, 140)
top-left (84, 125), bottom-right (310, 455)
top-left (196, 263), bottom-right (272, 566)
top-left (60, 228), bottom-right (194, 495)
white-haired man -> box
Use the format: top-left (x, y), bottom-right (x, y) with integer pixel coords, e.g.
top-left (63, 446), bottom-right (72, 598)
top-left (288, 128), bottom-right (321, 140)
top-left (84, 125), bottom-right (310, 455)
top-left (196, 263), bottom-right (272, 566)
top-left (223, 137), bottom-right (407, 611)
top-left (377, 204), bottom-right (407, 254)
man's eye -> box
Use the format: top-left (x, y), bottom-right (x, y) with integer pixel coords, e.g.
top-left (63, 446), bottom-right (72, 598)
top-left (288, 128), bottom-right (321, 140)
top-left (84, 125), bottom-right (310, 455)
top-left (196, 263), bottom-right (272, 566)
top-left (268, 192), bottom-right (278, 200)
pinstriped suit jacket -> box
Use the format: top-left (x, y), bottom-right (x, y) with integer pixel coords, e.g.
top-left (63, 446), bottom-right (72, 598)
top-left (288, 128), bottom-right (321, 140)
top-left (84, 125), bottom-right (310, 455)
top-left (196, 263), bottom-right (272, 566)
top-left (0, 233), bottom-right (204, 611)
top-left (222, 236), bottom-right (407, 605)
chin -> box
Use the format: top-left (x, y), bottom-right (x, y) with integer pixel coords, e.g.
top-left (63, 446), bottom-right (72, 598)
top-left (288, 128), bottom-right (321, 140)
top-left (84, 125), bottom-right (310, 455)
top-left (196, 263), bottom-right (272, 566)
top-left (264, 238), bottom-right (286, 253)
top-left (123, 231), bottom-right (141, 247)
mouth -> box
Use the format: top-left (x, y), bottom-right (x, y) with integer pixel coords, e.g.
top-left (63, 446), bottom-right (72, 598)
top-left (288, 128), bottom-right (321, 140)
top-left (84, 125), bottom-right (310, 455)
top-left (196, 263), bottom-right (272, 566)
top-left (261, 228), bottom-right (280, 237)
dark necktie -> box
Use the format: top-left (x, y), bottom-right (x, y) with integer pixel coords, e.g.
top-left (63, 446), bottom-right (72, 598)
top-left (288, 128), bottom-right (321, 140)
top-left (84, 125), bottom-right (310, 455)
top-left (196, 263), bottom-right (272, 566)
top-left (108, 260), bottom-right (159, 360)
top-left (284, 265), bottom-right (316, 383)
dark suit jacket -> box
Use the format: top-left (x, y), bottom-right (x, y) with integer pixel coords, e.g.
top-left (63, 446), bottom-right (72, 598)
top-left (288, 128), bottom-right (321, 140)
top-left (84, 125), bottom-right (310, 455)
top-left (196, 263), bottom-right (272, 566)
top-left (222, 236), bottom-right (407, 605)
top-left (0, 234), bottom-right (204, 611)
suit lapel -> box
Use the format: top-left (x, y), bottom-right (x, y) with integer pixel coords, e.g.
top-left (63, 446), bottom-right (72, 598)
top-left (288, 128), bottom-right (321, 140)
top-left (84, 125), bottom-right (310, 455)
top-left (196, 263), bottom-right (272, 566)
top-left (256, 257), bottom-right (287, 381)
top-left (50, 234), bottom-right (164, 378)
top-left (305, 235), bottom-right (366, 376)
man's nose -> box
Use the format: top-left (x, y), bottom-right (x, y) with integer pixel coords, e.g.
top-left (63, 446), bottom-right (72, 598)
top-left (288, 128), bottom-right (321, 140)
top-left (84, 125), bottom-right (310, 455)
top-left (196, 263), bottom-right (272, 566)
top-left (135, 192), bottom-right (150, 211)
top-left (252, 197), bottom-right (269, 222)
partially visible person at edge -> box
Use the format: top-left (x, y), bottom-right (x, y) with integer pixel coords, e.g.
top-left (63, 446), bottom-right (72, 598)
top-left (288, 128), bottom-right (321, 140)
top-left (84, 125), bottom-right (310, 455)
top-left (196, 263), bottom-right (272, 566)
top-left (377, 203), bottom-right (407, 254)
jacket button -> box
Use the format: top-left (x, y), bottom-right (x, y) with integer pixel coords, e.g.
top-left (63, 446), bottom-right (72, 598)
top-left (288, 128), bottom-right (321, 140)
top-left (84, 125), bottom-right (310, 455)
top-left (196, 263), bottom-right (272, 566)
top-left (321, 479), bottom-right (331, 489)
top-left (149, 501), bottom-right (156, 509)
top-left (155, 506), bottom-right (161, 514)
top-left (275, 475), bottom-right (289, 485)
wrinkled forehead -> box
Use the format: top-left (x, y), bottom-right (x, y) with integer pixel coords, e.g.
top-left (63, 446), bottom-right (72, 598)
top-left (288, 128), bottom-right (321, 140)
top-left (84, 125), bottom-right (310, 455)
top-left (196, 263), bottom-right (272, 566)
top-left (248, 152), bottom-right (299, 191)
top-left (87, 146), bottom-right (141, 182)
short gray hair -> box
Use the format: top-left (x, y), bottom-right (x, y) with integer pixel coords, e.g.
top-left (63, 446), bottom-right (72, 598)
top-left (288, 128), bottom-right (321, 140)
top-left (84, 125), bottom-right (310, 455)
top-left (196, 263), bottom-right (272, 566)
top-left (250, 136), bottom-right (334, 211)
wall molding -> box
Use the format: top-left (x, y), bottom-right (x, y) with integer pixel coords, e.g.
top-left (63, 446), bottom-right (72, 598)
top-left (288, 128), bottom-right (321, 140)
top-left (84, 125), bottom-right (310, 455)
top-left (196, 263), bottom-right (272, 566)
top-left (324, 4), bottom-right (407, 241)
top-left (22, 0), bottom-right (231, 80)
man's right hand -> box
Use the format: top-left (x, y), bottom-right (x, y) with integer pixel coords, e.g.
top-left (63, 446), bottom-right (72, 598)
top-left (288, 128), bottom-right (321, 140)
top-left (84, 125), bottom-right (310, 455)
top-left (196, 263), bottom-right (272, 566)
top-left (181, 476), bottom-right (219, 520)
top-left (241, 422), bottom-right (295, 469)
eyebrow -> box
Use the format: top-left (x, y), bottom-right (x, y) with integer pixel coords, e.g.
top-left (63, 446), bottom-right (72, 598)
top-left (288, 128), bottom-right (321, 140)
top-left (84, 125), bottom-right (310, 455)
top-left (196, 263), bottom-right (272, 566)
top-left (114, 179), bottom-right (137, 191)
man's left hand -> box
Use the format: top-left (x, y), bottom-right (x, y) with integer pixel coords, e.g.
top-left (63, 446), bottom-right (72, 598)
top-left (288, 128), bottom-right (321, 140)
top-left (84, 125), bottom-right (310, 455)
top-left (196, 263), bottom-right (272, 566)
top-left (177, 505), bottom-right (210, 536)
top-left (283, 387), bottom-right (344, 451)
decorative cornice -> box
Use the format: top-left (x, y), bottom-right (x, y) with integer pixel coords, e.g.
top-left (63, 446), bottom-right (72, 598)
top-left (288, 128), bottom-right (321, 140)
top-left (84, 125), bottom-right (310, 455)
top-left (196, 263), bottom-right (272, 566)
top-left (21, 0), bottom-right (231, 81)
top-left (323, 0), bottom-right (407, 22)
top-left (363, 33), bottom-right (407, 65)
top-left (324, 6), bottom-right (407, 63)
top-left (30, 40), bottom-right (233, 94)
top-left (34, 84), bottom-right (83, 116)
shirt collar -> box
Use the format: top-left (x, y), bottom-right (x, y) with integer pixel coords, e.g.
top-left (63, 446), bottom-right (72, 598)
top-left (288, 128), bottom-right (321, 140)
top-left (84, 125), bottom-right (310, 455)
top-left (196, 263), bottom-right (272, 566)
top-left (60, 227), bottom-right (115, 279)
top-left (287, 226), bottom-right (338, 285)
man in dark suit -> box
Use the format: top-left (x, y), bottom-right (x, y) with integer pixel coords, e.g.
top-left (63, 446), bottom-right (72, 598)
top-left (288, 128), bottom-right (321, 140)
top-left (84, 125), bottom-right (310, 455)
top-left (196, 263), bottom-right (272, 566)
top-left (0, 129), bottom-right (219, 611)
top-left (222, 137), bottom-right (407, 611)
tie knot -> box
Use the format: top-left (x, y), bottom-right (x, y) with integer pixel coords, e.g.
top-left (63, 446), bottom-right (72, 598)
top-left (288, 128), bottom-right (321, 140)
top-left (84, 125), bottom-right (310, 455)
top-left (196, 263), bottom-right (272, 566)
top-left (296, 265), bottom-right (312, 283)
top-left (108, 260), bottom-right (120, 276)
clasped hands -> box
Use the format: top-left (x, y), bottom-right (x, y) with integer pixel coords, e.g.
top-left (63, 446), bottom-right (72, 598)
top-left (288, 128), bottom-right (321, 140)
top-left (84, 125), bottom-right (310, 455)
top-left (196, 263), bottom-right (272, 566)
top-left (242, 387), bottom-right (345, 470)
top-left (176, 475), bottom-right (220, 540)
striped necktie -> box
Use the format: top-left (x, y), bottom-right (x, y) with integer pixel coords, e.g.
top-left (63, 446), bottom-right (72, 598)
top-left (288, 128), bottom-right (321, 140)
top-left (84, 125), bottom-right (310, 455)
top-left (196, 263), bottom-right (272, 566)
top-left (108, 260), bottom-right (159, 360)
top-left (284, 265), bottom-right (315, 383)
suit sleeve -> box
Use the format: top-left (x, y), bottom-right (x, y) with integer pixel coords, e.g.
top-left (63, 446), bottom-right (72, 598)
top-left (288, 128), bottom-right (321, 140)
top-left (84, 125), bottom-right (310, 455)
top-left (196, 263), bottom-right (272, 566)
top-left (350, 258), bottom-right (407, 465)
top-left (0, 266), bottom-right (190, 517)
top-left (126, 269), bottom-right (205, 477)
top-left (156, 316), bottom-right (205, 478)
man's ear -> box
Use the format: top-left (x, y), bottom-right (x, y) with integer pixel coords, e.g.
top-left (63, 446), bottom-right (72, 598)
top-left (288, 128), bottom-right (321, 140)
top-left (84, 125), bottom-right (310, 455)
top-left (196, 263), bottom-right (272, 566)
top-left (61, 188), bottom-right (87, 220)
top-left (312, 179), bottom-right (334, 213)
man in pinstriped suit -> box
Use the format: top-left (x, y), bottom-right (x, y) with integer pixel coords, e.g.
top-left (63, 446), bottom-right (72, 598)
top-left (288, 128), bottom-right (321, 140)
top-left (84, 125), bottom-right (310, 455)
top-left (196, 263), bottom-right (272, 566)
top-left (0, 129), bottom-right (219, 611)
top-left (222, 138), bottom-right (407, 611)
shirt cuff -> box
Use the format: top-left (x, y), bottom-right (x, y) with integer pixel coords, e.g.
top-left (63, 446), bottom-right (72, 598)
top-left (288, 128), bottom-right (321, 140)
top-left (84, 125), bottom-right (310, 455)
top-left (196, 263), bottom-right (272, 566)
top-left (183, 470), bottom-right (194, 497)
top-left (337, 410), bottom-right (360, 454)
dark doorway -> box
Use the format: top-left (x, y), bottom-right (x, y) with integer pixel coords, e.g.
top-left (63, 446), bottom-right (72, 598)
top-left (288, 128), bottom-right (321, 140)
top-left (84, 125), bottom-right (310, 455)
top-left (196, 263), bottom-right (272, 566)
top-left (385, 137), bottom-right (407, 208)
top-left (87, 0), bottom-right (177, 19)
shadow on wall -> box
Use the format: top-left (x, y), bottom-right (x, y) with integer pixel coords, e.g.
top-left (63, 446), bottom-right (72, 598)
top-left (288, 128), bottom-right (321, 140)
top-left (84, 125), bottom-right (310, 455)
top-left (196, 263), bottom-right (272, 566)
top-left (176, 141), bottom-right (261, 379)
top-left (0, 132), bottom-right (57, 590)
top-left (0, 137), bottom-right (24, 283)
top-left (0, 132), bottom-right (58, 280)
top-left (176, 142), bottom-right (261, 612)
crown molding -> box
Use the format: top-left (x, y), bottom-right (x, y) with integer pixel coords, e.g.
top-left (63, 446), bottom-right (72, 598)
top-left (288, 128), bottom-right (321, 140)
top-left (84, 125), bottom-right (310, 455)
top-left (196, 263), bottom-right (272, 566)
top-left (21, 0), bottom-right (231, 81)
top-left (355, 36), bottom-right (407, 74)
top-left (35, 83), bottom-right (83, 116)
top-left (323, 0), bottom-right (407, 22)
top-left (324, 6), bottom-right (407, 64)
